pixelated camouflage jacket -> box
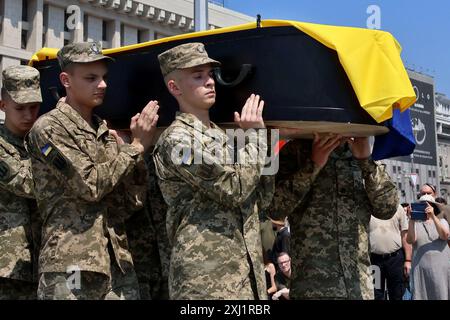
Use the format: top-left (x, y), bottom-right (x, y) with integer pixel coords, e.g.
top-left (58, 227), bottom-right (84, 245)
top-left (26, 101), bottom-right (147, 275)
top-left (269, 139), bottom-right (398, 300)
top-left (153, 112), bottom-right (274, 300)
top-left (0, 125), bottom-right (39, 282)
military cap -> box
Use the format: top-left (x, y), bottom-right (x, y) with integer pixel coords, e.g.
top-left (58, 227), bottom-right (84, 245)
top-left (2, 65), bottom-right (42, 104)
top-left (57, 41), bottom-right (114, 69)
top-left (158, 42), bottom-right (221, 77)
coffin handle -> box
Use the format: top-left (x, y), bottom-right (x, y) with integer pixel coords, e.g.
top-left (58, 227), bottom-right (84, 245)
top-left (214, 64), bottom-right (252, 88)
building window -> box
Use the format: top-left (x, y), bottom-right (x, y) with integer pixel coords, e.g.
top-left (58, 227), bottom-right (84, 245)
top-left (432, 171), bottom-right (436, 178)
top-left (137, 30), bottom-right (144, 44)
top-left (42, 4), bottom-right (48, 47)
top-left (416, 169), bottom-right (419, 174)
top-left (0, 0), bottom-right (3, 37)
top-left (120, 23), bottom-right (124, 46)
top-left (398, 182), bottom-right (402, 190)
top-left (416, 185), bottom-right (420, 192)
top-left (428, 170), bottom-right (432, 178)
top-left (155, 32), bottom-right (169, 40)
top-left (22, 0), bottom-right (28, 22)
top-left (64, 10), bottom-right (70, 32)
top-left (64, 38), bottom-right (69, 46)
top-left (393, 166), bottom-right (397, 174)
top-left (83, 14), bottom-right (88, 41)
top-left (397, 166), bottom-right (402, 173)
top-left (20, 59), bottom-right (28, 65)
top-left (102, 20), bottom-right (107, 42)
top-left (21, 29), bottom-right (28, 49)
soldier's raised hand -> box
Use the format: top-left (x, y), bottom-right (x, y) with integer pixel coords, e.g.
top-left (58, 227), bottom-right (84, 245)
top-left (130, 100), bottom-right (159, 153)
top-left (234, 94), bottom-right (265, 129)
top-left (347, 137), bottom-right (371, 160)
top-left (311, 133), bottom-right (342, 168)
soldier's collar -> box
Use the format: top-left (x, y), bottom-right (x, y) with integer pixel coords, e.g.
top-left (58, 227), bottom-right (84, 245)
top-left (92, 115), bottom-right (109, 139)
top-left (0, 124), bottom-right (25, 148)
top-left (56, 101), bottom-right (104, 137)
top-left (175, 112), bottom-right (221, 134)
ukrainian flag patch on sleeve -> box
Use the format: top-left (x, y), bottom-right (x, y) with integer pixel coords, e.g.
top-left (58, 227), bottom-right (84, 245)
top-left (39, 142), bottom-right (68, 173)
top-left (41, 143), bottom-right (53, 157)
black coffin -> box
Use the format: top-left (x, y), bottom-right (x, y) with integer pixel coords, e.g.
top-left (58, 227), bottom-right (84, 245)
top-left (32, 25), bottom-right (387, 136)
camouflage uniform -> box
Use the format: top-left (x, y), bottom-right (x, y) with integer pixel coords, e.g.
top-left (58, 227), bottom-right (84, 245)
top-left (25, 42), bottom-right (143, 300)
top-left (0, 65), bottom-right (43, 299)
top-left (144, 151), bottom-right (170, 299)
top-left (269, 139), bottom-right (398, 300)
top-left (153, 112), bottom-right (274, 300)
top-left (123, 151), bottom-right (164, 300)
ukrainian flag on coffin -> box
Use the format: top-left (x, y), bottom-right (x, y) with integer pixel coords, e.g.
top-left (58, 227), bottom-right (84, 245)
top-left (290, 21), bottom-right (417, 159)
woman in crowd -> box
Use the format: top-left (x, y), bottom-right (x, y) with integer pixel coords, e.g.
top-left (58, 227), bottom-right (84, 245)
top-left (406, 193), bottom-right (450, 300)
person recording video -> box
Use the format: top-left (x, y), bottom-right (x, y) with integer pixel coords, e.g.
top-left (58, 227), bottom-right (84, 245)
top-left (406, 190), bottom-right (450, 300)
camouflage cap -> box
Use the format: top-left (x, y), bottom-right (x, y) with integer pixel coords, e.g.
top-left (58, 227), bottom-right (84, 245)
top-left (158, 42), bottom-right (221, 77)
top-left (57, 41), bottom-right (114, 69)
top-left (2, 65), bottom-right (42, 104)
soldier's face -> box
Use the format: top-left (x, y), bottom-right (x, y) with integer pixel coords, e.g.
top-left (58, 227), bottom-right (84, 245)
top-left (0, 95), bottom-right (40, 137)
top-left (175, 64), bottom-right (216, 110)
top-left (64, 61), bottom-right (108, 109)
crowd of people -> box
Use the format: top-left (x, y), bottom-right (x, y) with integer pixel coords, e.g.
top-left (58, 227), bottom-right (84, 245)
top-left (0, 40), bottom-right (449, 300)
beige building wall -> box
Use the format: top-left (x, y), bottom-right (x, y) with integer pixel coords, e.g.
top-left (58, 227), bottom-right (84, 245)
top-left (0, 0), bottom-right (253, 122)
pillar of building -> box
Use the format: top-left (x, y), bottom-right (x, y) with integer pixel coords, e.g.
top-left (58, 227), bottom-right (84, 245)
top-left (122, 25), bottom-right (137, 46)
top-left (72, 7), bottom-right (84, 43)
top-left (1, 0), bottom-right (22, 48)
top-left (107, 19), bottom-right (121, 48)
top-left (26, 0), bottom-right (44, 53)
top-left (85, 14), bottom-right (102, 42)
top-left (45, 5), bottom-right (64, 48)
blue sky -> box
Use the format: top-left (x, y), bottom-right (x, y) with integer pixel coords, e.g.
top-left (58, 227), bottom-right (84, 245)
top-left (225, 0), bottom-right (450, 96)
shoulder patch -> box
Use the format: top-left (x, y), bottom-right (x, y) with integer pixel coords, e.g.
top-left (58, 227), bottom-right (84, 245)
top-left (0, 160), bottom-right (11, 181)
top-left (40, 142), bottom-right (68, 173)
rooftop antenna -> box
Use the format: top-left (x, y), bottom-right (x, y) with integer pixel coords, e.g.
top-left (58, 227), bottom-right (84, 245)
top-left (257, 14), bottom-right (261, 28)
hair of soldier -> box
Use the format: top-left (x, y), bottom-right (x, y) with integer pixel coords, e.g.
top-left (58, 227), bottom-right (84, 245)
top-left (0, 87), bottom-right (11, 102)
top-left (163, 69), bottom-right (181, 88)
top-left (60, 62), bottom-right (77, 74)
top-left (435, 197), bottom-right (447, 205)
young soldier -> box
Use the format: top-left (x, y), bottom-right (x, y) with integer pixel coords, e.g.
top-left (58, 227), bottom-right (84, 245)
top-left (0, 65), bottom-right (42, 299)
top-left (268, 135), bottom-right (399, 299)
top-left (26, 42), bottom-right (159, 300)
top-left (153, 42), bottom-right (274, 299)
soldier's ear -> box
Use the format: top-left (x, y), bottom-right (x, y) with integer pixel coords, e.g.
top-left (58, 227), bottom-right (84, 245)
top-left (0, 100), bottom-right (5, 112)
top-left (59, 72), bottom-right (70, 88)
top-left (167, 79), bottom-right (181, 96)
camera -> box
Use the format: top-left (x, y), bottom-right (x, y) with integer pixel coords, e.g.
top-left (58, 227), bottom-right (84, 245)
top-left (410, 202), bottom-right (427, 221)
